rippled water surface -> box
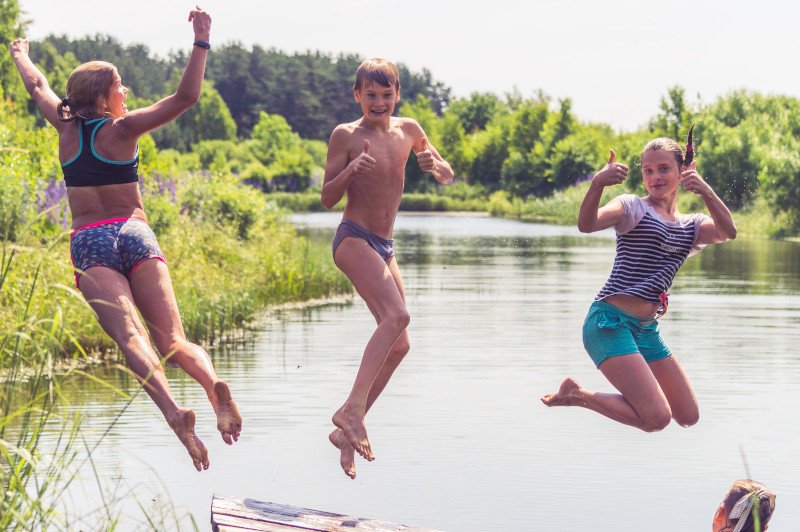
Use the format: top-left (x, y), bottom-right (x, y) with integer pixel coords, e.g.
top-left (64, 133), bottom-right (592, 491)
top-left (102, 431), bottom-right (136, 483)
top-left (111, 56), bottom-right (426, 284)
top-left (50, 212), bottom-right (800, 530)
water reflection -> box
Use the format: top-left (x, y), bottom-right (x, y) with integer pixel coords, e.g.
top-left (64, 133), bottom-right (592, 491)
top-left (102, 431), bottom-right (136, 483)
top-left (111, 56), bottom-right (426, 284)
top-left (47, 212), bottom-right (799, 531)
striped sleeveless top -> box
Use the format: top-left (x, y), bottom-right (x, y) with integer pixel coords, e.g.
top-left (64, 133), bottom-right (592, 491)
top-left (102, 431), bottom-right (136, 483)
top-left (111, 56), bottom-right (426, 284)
top-left (595, 194), bottom-right (710, 304)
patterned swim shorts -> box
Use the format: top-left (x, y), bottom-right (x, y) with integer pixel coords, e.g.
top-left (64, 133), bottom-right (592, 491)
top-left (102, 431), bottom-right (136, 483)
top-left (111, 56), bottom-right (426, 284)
top-left (70, 217), bottom-right (166, 288)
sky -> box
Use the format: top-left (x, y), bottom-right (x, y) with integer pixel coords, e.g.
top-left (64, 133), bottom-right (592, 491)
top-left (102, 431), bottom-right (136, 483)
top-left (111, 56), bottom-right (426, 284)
top-left (18, 0), bottom-right (800, 131)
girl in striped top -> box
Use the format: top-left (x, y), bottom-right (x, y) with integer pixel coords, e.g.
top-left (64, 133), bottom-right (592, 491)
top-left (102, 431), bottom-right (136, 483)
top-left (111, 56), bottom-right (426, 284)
top-left (541, 137), bottom-right (736, 432)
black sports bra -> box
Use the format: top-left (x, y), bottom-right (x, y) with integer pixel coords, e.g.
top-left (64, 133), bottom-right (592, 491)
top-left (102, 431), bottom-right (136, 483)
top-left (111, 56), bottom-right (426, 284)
top-left (61, 118), bottom-right (139, 187)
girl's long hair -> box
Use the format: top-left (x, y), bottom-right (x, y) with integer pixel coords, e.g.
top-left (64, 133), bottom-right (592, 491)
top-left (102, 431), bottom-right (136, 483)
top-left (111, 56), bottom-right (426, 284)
top-left (57, 61), bottom-right (117, 122)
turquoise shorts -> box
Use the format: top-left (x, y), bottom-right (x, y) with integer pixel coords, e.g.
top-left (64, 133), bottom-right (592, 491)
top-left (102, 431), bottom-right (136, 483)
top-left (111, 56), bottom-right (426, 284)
top-left (582, 300), bottom-right (672, 368)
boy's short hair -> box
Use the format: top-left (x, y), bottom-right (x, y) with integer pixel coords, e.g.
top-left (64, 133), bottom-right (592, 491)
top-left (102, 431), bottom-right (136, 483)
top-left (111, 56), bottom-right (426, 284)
top-left (354, 58), bottom-right (400, 92)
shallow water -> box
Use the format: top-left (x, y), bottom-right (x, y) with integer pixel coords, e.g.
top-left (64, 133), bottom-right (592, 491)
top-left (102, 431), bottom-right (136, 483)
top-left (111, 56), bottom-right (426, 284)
top-left (49, 212), bottom-right (799, 531)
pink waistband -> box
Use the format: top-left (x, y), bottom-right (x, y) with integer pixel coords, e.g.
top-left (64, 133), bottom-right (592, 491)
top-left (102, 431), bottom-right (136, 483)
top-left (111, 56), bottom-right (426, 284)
top-left (72, 217), bottom-right (133, 234)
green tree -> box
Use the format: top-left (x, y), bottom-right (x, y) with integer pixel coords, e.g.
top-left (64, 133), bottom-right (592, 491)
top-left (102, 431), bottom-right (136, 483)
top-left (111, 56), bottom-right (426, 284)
top-left (36, 34), bottom-right (173, 99)
top-left (509, 99), bottom-right (549, 154)
top-left (398, 95), bottom-right (441, 191)
top-left (150, 81), bottom-right (237, 150)
top-left (696, 120), bottom-right (761, 209)
top-left (447, 92), bottom-right (503, 133)
top-left (468, 117), bottom-right (511, 190)
top-left (545, 127), bottom-right (609, 191)
top-left (437, 112), bottom-right (472, 178)
top-left (0, 0), bottom-right (25, 104)
top-left (250, 111), bottom-right (302, 165)
top-left (650, 86), bottom-right (694, 141)
top-left (759, 140), bottom-right (800, 232)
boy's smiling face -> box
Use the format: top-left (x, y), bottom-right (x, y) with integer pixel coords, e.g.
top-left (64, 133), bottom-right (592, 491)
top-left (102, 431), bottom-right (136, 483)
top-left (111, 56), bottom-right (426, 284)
top-left (354, 81), bottom-right (400, 122)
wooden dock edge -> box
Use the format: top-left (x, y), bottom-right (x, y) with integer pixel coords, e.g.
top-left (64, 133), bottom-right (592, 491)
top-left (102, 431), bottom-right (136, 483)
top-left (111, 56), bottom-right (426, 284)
top-left (211, 494), bottom-right (443, 532)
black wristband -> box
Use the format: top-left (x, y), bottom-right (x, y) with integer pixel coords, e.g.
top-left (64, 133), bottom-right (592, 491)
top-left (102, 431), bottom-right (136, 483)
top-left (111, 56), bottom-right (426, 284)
top-left (193, 40), bottom-right (210, 50)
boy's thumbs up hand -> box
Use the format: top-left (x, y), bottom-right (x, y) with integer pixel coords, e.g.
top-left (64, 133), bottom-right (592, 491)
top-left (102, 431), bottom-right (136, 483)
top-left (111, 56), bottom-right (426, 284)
top-left (350, 137), bottom-right (376, 176)
top-left (592, 148), bottom-right (628, 187)
top-left (416, 136), bottom-right (435, 172)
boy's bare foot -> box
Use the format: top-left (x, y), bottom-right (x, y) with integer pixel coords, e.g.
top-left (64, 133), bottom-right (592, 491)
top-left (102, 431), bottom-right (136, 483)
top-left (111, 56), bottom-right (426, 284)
top-left (541, 377), bottom-right (583, 407)
top-left (167, 409), bottom-right (209, 471)
top-left (332, 406), bottom-right (373, 461)
top-left (328, 428), bottom-right (357, 479)
top-left (212, 381), bottom-right (242, 445)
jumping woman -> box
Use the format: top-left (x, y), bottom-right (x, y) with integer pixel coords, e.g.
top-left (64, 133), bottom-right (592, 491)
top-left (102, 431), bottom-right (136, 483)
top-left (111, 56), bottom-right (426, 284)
top-left (10, 7), bottom-right (241, 470)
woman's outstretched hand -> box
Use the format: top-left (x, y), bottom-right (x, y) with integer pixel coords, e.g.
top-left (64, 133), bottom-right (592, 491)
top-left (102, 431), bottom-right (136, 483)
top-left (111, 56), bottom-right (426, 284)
top-left (189, 6), bottom-right (212, 42)
top-left (10, 38), bottom-right (30, 57)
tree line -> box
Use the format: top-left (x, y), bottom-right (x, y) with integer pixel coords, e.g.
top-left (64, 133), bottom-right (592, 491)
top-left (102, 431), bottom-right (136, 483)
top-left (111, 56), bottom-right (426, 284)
top-left (2, 2), bottom-right (799, 234)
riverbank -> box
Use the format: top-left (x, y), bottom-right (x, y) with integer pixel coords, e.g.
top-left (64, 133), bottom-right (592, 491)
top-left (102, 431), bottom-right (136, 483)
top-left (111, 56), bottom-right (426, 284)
top-left (266, 183), bottom-right (792, 238)
top-left (0, 217), bottom-right (350, 368)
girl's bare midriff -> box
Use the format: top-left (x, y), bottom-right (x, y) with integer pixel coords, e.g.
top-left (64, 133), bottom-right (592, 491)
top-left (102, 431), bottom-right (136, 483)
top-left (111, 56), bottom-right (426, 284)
top-left (67, 183), bottom-right (146, 229)
top-left (603, 293), bottom-right (660, 320)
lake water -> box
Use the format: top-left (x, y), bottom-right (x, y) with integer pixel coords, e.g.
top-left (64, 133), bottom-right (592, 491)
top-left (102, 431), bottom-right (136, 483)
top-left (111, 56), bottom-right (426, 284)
top-left (48, 212), bottom-right (799, 531)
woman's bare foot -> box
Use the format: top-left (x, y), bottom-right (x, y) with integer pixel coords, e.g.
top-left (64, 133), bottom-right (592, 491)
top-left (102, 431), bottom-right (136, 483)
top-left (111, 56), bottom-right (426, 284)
top-left (541, 377), bottom-right (583, 407)
top-left (167, 409), bottom-right (209, 471)
top-left (332, 405), bottom-right (373, 461)
top-left (212, 381), bottom-right (242, 445)
top-left (328, 428), bottom-right (356, 479)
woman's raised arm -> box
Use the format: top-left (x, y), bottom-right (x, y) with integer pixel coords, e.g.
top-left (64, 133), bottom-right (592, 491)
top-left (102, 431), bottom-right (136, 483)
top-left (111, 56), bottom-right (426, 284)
top-left (10, 38), bottom-right (67, 132)
top-left (114, 8), bottom-right (212, 139)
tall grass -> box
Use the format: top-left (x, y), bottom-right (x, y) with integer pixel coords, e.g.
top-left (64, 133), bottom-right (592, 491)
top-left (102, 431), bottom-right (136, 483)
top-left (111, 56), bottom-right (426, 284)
top-left (1, 166), bottom-right (349, 530)
top-left (1, 222), bottom-right (115, 529)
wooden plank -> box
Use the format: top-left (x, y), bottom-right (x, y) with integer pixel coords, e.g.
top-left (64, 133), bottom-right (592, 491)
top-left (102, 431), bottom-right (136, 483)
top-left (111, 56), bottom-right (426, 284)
top-left (211, 494), bottom-right (441, 532)
top-left (213, 512), bottom-right (320, 531)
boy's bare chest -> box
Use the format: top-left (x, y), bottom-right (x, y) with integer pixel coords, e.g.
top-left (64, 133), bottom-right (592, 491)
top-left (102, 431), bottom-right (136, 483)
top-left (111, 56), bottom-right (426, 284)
top-left (353, 133), bottom-right (411, 171)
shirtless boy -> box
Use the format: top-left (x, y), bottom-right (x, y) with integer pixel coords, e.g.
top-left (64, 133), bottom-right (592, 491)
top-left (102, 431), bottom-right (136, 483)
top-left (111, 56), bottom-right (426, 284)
top-left (321, 58), bottom-right (453, 478)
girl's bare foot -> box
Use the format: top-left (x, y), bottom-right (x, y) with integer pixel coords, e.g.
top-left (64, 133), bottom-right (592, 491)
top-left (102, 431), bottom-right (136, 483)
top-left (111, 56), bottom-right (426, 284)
top-left (212, 381), bottom-right (242, 445)
top-left (332, 405), bottom-right (373, 461)
top-left (541, 377), bottom-right (583, 407)
top-left (328, 428), bottom-right (357, 479)
top-left (167, 409), bottom-right (209, 471)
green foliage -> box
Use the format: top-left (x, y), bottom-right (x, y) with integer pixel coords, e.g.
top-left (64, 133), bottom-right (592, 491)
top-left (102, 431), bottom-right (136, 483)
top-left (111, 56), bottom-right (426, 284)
top-left (205, 45), bottom-right (450, 139)
top-left (0, 99), bottom-right (62, 241)
top-left (34, 34), bottom-right (174, 99)
top-left (500, 151), bottom-right (542, 196)
top-left (399, 95), bottom-right (441, 191)
top-left (545, 126), bottom-right (610, 190)
top-left (249, 112), bottom-right (315, 191)
top-left (250, 112), bottom-right (303, 164)
top-left (266, 150), bottom-right (315, 192)
top-left (436, 112), bottom-right (472, 177)
top-left (758, 141), bottom-right (800, 232)
top-left (693, 120), bottom-right (761, 209)
top-left (649, 85), bottom-right (695, 140)
top-left (0, 0), bottom-right (24, 102)
top-left (447, 92), bottom-right (504, 133)
top-left (303, 139), bottom-right (328, 167)
top-left (469, 117), bottom-right (511, 191)
top-left (150, 82), bottom-right (237, 151)
top-left (191, 139), bottom-right (257, 175)
top-left (509, 99), bottom-right (549, 153)
top-left (8, 26), bottom-right (800, 237)
top-left (180, 174), bottom-right (263, 239)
